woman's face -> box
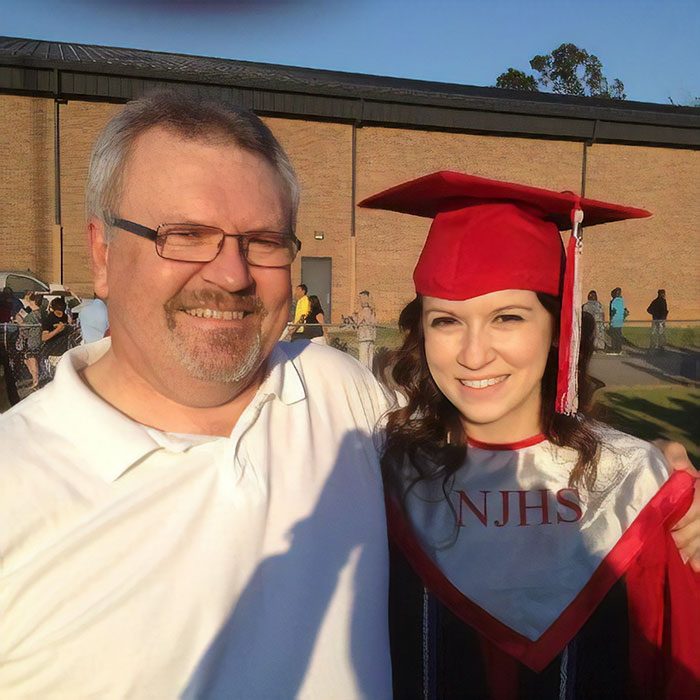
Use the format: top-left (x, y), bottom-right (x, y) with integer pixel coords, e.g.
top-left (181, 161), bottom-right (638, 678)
top-left (422, 289), bottom-right (554, 443)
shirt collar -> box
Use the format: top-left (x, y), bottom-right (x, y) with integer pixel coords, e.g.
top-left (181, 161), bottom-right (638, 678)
top-left (257, 343), bottom-right (306, 406)
top-left (47, 339), bottom-right (162, 482)
top-left (47, 340), bottom-right (307, 481)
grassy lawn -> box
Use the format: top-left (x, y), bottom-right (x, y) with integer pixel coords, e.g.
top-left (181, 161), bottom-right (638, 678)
top-left (326, 325), bottom-right (402, 359)
top-left (592, 385), bottom-right (700, 463)
top-left (622, 325), bottom-right (699, 350)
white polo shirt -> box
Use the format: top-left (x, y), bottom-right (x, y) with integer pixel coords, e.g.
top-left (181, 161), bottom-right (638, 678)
top-left (0, 339), bottom-right (392, 699)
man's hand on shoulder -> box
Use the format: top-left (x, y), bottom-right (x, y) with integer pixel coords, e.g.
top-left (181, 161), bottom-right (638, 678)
top-left (655, 439), bottom-right (700, 572)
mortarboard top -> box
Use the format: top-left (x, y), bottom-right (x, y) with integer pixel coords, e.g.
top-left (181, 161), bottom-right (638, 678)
top-left (359, 171), bottom-right (651, 415)
top-left (358, 171), bottom-right (651, 301)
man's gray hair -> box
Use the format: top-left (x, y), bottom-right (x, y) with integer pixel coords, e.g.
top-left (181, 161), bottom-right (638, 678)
top-left (85, 91), bottom-right (300, 235)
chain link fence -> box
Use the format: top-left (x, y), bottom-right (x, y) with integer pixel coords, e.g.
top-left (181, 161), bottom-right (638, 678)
top-left (1, 322), bottom-right (82, 407)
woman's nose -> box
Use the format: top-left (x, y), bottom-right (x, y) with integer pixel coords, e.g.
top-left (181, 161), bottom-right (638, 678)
top-left (456, 329), bottom-right (496, 370)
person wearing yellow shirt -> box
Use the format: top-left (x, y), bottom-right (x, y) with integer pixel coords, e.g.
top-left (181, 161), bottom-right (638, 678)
top-left (289, 283), bottom-right (310, 337)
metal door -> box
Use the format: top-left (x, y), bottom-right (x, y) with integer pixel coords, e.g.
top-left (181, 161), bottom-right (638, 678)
top-left (301, 257), bottom-right (332, 322)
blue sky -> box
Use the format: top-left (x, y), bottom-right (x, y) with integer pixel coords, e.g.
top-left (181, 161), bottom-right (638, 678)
top-left (3, 0), bottom-right (699, 105)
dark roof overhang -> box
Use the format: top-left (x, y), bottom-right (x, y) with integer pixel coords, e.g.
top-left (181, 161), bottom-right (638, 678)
top-left (1, 36), bottom-right (698, 148)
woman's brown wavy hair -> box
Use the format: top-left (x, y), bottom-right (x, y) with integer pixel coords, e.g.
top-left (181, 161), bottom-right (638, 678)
top-left (379, 293), bottom-right (601, 501)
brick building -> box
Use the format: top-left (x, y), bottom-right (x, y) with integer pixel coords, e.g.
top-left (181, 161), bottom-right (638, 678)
top-left (1, 36), bottom-right (698, 322)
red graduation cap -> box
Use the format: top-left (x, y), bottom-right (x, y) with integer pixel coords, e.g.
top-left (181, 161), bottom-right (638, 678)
top-left (358, 171), bottom-right (651, 414)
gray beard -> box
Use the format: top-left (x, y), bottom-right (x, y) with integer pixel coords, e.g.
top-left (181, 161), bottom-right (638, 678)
top-left (164, 294), bottom-right (268, 385)
top-left (174, 326), bottom-right (264, 384)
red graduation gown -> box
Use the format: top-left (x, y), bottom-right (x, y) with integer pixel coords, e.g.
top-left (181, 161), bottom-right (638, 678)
top-left (388, 432), bottom-right (700, 700)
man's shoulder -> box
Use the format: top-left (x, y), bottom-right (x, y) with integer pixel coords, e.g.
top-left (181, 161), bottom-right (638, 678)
top-left (278, 340), bottom-right (378, 382)
top-left (275, 341), bottom-right (391, 413)
top-left (0, 381), bottom-right (60, 442)
top-left (0, 382), bottom-right (73, 496)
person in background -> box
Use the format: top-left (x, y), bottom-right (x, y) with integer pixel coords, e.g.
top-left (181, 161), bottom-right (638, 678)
top-left (13, 290), bottom-right (32, 323)
top-left (608, 286), bottom-right (628, 354)
top-left (0, 287), bottom-right (17, 323)
top-left (41, 296), bottom-right (71, 360)
top-left (352, 290), bottom-right (377, 370)
top-left (647, 288), bottom-right (669, 353)
top-left (287, 282), bottom-right (310, 339)
top-left (14, 292), bottom-right (42, 388)
top-left (360, 170), bottom-right (700, 699)
top-left (291, 294), bottom-right (328, 344)
top-left (77, 296), bottom-right (109, 343)
top-left (581, 289), bottom-right (605, 351)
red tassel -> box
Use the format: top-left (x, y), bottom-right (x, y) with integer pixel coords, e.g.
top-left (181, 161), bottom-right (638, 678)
top-left (556, 209), bottom-right (583, 414)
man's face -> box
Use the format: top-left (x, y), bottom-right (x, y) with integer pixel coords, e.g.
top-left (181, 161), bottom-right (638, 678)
top-left (359, 294), bottom-right (369, 308)
top-left (92, 126), bottom-right (293, 402)
top-left (294, 286), bottom-right (305, 300)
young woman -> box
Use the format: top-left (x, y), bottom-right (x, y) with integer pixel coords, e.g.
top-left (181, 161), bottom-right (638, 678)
top-left (581, 290), bottom-right (605, 351)
top-left (290, 294), bottom-right (328, 344)
top-left (360, 172), bottom-right (699, 699)
top-left (14, 292), bottom-right (42, 388)
top-left (304, 294), bottom-right (328, 344)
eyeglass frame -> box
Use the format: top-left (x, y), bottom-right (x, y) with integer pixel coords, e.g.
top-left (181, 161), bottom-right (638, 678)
top-left (107, 216), bottom-right (302, 266)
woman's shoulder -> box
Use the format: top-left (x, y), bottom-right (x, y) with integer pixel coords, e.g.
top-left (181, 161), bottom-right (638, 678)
top-left (587, 422), bottom-right (669, 493)
top-left (593, 422), bottom-right (661, 457)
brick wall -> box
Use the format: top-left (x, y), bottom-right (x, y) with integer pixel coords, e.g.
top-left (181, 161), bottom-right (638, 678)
top-left (1, 94), bottom-right (697, 322)
top-left (59, 101), bottom-right (123, 296)
top-left (583, 144), bottom-right (700, 321)
top-left (263, 117), bottom-right (353, 322)
top-left (0, 95), bottom-right (55, 282)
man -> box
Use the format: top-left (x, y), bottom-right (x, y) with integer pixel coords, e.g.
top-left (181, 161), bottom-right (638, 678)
top-left (0, 93), bottom-right (697, 699)
top-left (352, 290), bottom-right (377, 370)
top-left (41, 296), bottom-right (72, 359)
top-left (647, 288), bottom-right (669, 352)
top-left (288, 282), bottom-right (310, 338)
top-left (608, 286), bottom-right (628, 354)
top-left (0, 93), bottom-right (391, 698)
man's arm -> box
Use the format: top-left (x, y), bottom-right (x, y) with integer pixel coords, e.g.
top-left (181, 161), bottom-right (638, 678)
top-left (41, 321), bottom-right (65, 343)
top-left (655, 440), bottom-right (700, 572)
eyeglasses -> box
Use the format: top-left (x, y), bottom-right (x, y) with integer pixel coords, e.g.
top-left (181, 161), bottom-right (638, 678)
top-left (108, 217), bottom-right (301, 267)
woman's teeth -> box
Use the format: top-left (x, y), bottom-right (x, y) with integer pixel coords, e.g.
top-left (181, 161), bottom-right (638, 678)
top-left (460, 375), bottom-right (507, 389)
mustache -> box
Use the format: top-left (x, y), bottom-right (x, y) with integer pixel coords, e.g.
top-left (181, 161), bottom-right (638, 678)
top-left (165, 290), bottom-right (264, 314)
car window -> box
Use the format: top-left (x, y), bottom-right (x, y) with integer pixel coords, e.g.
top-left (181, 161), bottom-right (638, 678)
top-left (6, 275), bottom-right (48, 293)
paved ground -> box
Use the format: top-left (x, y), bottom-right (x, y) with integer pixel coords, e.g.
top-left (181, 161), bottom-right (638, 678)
top-left (589, 345), bottom-right (699, 388)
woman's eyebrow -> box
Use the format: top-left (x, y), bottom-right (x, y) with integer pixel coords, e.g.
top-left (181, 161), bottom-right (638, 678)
top-left (491, 305), bottom-right (533, 313)
top-left (423, 304), bottom-right (534, 316)
top-left (424, 308), bottom-right (459, 315)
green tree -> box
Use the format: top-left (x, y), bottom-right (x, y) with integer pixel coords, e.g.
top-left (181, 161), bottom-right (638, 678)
top-left (496, 43), bottom-right (626, 100)
top-left (495, 68), bottom-right (538, 92)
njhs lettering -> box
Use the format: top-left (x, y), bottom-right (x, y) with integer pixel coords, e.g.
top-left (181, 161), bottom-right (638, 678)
top-left (455, 489), bottom-right (583, 527)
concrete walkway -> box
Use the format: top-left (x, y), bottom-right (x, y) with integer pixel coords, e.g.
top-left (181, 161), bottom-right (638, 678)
top-left (589, 345), bottom-right (699, 388)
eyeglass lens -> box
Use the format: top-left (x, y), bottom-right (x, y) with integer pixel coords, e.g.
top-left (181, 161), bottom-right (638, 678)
top-left (157, 225), bottom-right (296, 266)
